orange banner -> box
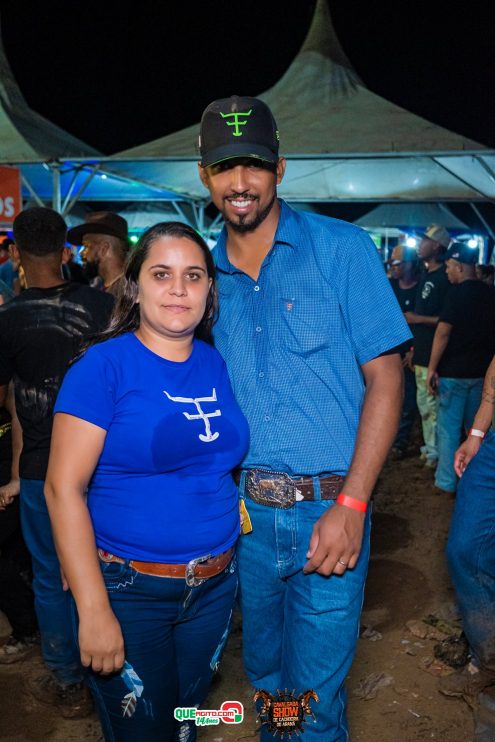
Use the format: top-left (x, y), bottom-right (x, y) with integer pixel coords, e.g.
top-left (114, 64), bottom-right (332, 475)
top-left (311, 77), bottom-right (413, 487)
top-left (0, 166), bottom-right (21, 224)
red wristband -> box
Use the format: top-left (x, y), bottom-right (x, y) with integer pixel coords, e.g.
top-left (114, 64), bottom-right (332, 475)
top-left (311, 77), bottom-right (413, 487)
top-left (336, 494), bottom-right (367, 513)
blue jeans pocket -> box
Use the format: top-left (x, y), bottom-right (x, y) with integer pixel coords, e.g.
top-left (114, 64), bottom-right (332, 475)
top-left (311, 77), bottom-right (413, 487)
top-left (100, 561), bottom-right (139, 593)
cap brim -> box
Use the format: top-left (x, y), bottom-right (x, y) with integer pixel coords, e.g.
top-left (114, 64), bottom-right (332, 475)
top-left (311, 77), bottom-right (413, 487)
top-left (67, 223), bottom-right (127, 246)
top-left (201, 143), bottom-right (278, 168)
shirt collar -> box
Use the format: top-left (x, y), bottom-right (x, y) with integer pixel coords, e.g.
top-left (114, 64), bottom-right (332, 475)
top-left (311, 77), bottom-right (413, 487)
top-left (214, 199), bottom-right (301, 274)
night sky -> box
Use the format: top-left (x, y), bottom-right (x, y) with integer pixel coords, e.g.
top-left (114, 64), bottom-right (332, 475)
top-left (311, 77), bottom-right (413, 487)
top-left (2, 1), bottom-right (495, 154)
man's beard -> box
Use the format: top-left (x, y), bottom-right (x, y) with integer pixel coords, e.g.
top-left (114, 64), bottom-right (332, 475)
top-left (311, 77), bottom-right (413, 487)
top-left (223, 193), bottom-right (276, 234)
top-left (82, 259), bottom-right (100, 281)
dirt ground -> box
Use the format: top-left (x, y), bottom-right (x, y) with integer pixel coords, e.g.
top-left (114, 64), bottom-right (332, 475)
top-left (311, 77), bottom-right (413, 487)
top-left (0, 442), bottom-right (476, 741)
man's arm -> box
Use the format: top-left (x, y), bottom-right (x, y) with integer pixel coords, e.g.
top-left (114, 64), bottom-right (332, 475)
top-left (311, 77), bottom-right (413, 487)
top-left (454, 355), bottom-right (495, 477)
top-left (426, 321), bottom-right (452, 394)
top-left (304, 353), bottom-right (403, 576)
top-left (404, 311), bottom-right (439, 326)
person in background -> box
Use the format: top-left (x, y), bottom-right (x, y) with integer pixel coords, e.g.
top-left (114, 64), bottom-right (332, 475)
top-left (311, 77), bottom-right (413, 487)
top-left (0, 207), bottom-right (113, 718)
top-left (476, 263), bottom-right (494, 287)
top-left (0, 237), bottom-right (18, 293)
top-left (438, 354), bottom-right (495, 716)
top-left (67, 212), bottom-right (128, 297)
top-left (45, 222), bottom-right (249, 741)
top-left (427, 242), bottom-right (495, 493)
top-left (404, 225), bottom-right (451, 468)
top-left (389, 244), bottom-right (420, 458)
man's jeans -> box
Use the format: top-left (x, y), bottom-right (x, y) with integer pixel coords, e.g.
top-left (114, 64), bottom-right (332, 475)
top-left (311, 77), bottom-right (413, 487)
top-left (415, 365), bottom-right (438, 462)
top-left (436, 377), bottom-right (483, 492)
top-left (394, 366), bottom-right (418, 451)
top-left (238, 496), bottom-right (371, 742)
top-left (83, 556), bottom-right (237, 742)
top-left (446, 430), bottom-right (495, 674)
top-left (19, 479), bottom-right (82, 684)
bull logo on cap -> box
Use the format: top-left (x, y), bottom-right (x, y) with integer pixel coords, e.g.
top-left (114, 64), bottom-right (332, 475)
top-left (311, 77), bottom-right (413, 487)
top-left (220, 109), bottom-right (253, 137)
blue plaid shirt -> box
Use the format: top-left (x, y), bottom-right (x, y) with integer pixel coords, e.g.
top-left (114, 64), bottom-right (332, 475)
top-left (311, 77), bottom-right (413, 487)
top-left (213, 201), bottom-right (411, 476)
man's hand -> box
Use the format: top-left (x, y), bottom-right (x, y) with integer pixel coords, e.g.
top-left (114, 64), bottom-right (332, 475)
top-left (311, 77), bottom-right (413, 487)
top-left (454, 437), bottom-right (482, 477)
top-left (404, 311), bottom-right (420, 325)
top-left (303, 504), bottom-right (366, 576)
top-left (0, 478), bottom-right (20, 509)
top-left (427, 368), bottom-right (439, 395)
top-left (403, 348), bottom-right (414, 371)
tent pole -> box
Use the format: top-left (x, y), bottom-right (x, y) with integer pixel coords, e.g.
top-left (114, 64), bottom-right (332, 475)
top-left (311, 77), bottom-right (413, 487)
top-left (52, 164), bottom-right (61, 213)
top-left (63, 165), bottom-right (99, 216)
top-left (21, 174), bottom-right (44, 207)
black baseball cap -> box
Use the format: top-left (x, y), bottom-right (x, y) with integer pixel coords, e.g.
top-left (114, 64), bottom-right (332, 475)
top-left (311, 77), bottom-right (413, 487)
top-left (445, 241), bottom-right (479, 265)
top-left (199, 95), bottom-right (280, 168)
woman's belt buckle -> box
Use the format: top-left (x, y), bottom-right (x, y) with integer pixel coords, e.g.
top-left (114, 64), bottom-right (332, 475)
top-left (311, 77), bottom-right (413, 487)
top-left (245, 469), bottom-right (302, 509)
top-left (185, 553), bottom-right (213, 588)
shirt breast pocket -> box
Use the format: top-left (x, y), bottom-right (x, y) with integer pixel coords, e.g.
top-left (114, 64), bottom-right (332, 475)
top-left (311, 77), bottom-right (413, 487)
top-left (278, 295), bottom-right (331, 355)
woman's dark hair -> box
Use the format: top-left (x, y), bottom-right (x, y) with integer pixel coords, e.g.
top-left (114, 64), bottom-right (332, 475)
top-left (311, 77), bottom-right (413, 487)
top-left (89, 222), bottom-right (217, 348)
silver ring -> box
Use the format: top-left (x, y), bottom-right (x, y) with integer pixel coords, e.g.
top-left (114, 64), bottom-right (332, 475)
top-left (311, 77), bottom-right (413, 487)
top-left (338, 559), bottom-right (348, 567)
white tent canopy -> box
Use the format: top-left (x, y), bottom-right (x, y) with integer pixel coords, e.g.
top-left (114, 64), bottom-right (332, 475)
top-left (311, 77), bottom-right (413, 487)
top-left (111, 0), bottom-right (494, 203)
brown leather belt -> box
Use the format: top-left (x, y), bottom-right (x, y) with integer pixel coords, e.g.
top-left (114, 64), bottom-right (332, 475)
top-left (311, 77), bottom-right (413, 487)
top-left (97, 547), bottom-right (234, 587)
top-left (234, 469), bottom-right (345, 509)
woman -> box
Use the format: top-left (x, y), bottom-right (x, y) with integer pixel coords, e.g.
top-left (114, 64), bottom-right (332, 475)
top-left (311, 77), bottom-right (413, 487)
top-left (44, 222), bottom-right (249, 741)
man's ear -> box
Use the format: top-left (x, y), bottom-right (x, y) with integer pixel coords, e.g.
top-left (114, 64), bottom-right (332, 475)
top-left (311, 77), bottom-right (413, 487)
top-left (198, 163), bottom-right (209, 190)
top-left (10, 243), bottom-right (20, 261)
top-left (276, 157), bottom-right (286, 185)
top-left (62, 246), bottom-right (72, 265)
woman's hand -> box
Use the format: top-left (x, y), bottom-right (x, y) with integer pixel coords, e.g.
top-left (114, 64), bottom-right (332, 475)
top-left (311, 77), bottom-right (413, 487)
top-left (454, 436), bottom-right (482, 477)
top-left (0, 478), bottom-right (20, 509)
top-left (79, 607), bottom-right (125, 674)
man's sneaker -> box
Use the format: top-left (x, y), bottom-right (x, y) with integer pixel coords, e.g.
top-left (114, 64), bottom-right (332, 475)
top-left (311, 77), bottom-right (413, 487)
top-left (424, 458), bottom-right (438, 469)
top-left (0, 635), bottom-right (38, 664)
top-left (28, 671), bottom-right (93, 719)
top-left (439, 662), bottom-right (495, 708)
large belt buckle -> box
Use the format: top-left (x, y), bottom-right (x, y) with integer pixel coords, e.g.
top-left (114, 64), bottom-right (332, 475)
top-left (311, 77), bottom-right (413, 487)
top-left (185, 553), bottom-right (213, 588)
top-left (246, 470), bottom-right (302, 509)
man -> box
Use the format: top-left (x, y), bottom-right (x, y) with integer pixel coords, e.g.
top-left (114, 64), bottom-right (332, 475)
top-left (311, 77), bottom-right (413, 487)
top-left (389, 244), bottom-right (420, 457)
top-left (404, 224), bottom-right (451, 468)
top-left (427, 242), bottom-right (495, 493)
top-left (0, 208), bottom-right (113, 717)
top-left (438, 355), bottom-right (495, 718)
top-left (67, 211), bottom-right (128, 297)
top-left (198, 96), bottom-right (410, 740)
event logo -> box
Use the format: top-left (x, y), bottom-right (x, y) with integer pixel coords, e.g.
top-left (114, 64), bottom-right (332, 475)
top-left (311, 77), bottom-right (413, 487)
top-left (254, 688), bottom-right (319, 739)
top-left (220, 109), bottom-right (252, 137)
top-left (163, 388), bottom-right (221, 442)
top-left (174, 701), bottom-right (243, 727)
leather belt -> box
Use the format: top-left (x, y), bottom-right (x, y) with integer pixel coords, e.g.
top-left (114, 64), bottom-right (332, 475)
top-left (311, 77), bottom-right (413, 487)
top-left (234, 469), bottom-right (345, 509)
top-left (97, 547), bottom-right (234, 587)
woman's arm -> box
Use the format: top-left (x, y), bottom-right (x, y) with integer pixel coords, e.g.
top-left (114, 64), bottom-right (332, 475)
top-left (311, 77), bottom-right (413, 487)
top-left (45, 413), bottom-right (125, 674)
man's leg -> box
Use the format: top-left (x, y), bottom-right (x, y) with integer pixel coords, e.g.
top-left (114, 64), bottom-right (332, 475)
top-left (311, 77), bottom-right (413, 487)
top-left (393, 366), bottom-right (417, 452)
top-left (463, 378), bottom-right (484, 433)
top-left (435, 378), bottom-right (465, 493)
top-left (442, 431), bottom-right (495, 699)
top-left (19, 478), bottom-right (82, 684)
top-left (415, 365), bottom-right (438, 463)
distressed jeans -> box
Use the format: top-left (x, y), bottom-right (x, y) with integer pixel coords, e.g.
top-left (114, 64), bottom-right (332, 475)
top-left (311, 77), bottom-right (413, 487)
top-left (446, 430), bottom-right (495, 674)
top-left (436, 377), bottom-right (483, 492)
top-left (415, 365), bottom-right (438, 462)
top-left (83, 555), bottom-right (238, 742)
top-left (19, 478), bottom-right (82, 684)
top-left (238, 493), bottom-right (371, 742)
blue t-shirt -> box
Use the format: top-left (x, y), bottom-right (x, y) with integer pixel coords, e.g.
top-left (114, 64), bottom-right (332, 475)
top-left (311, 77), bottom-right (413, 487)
top-left (213, 200), bottom-right (411, 477)
top-left (54, 333), bottom-right (250, 562)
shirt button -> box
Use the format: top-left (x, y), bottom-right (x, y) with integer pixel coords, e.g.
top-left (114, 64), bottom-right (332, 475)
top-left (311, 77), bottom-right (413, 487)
top-left (255, 326), bottom-right (262, 333)
top-left (264, 415), bottom-right (271, 422)
top-left (259, 371), bottom-right (265, 378)
top-left (254, 285), bottom-right (260, 292)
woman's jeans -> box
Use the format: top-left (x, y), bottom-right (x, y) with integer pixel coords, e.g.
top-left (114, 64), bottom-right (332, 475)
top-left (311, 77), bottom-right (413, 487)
top-left (238, 498), bottom-right (371, 742)
top-left (20, 478), bottom-right (82, 684)
top-left (436, 377), bottom-right (483, 492)
top-left (446, 430), bottom-right (495, 674)
top-left (82, 555), bottom-right (238, 742)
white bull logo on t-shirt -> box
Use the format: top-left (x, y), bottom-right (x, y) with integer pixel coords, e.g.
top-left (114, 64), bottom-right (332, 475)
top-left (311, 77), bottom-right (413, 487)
top-left (163, 388), bottom-right (221, 442)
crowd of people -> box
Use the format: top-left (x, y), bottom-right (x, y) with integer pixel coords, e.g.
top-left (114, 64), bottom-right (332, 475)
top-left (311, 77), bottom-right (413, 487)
top-left (0, 96), bottom-right (493, 741)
